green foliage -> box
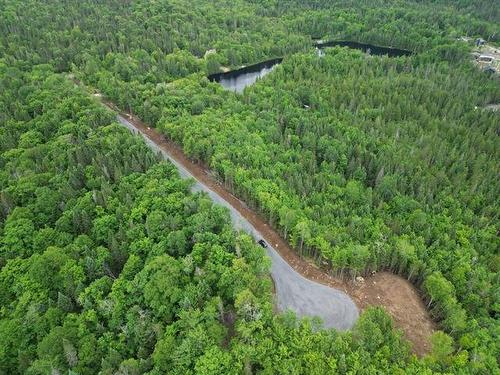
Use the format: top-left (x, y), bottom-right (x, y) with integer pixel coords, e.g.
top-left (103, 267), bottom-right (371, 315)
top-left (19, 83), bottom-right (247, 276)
top-left (1, 0), bottom-right (499, 373)
top-left (135, 48), bottom-right (498, 373)
top-left (0, 64), bottom-right (453, 375)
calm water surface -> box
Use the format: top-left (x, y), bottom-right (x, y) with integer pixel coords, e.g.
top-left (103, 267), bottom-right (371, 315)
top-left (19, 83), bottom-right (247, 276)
top-left (208, 58), bottom-right (282, 93)
top-left (209, 41), bottom-right (412, 92)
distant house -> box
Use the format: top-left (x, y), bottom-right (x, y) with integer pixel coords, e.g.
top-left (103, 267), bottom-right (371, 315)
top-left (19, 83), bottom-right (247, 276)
top-left (478, 55), bottom-right (494, 63)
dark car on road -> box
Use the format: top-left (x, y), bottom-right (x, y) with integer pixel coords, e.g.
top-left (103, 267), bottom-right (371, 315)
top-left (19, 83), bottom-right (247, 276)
top-left (258, 239), bottom-right (268, 248)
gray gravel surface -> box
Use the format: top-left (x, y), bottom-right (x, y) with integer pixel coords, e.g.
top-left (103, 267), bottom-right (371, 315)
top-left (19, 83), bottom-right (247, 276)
top-left (117, 115), bottom-right (359, 330)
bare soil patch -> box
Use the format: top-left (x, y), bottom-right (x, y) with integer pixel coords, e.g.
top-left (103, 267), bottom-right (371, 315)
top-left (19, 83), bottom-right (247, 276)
top-left (348, 272), bottom-right (436, 356)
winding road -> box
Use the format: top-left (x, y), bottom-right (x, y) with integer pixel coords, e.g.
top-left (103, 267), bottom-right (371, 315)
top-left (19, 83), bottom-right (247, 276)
top-left (114, 112), bottom-right (359, 330)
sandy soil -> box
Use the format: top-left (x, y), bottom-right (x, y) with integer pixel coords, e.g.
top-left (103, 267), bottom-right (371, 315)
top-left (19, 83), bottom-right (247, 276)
top-left (78, 82), bottom-right (436, 356)
top-left (349, 272), bottom-right (436, 356)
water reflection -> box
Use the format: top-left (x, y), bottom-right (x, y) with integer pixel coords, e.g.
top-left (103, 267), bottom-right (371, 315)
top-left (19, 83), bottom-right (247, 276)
top-left (208, 41), bottom-right (412, 92)
top-left (217, 65), bottom-right (277, 93)
top-left (314, 40), bottom-right (412, 57)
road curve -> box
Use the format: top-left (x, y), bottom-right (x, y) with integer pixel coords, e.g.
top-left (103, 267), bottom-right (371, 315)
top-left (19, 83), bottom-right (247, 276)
top-left (116, 113), bottom-right (359, 330)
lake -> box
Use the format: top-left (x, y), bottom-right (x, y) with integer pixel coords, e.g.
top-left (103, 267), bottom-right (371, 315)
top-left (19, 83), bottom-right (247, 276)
top-left (207, 58), bottom-right (283, 93)
top-left (208, 41), bottom-right (412, 92)
top-left (314, 40), bottom-right (412, 57)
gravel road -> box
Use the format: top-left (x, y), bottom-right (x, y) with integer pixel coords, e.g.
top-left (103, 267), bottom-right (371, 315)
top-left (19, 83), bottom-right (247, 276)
top-left (117, 114), bottom-right (359, 330)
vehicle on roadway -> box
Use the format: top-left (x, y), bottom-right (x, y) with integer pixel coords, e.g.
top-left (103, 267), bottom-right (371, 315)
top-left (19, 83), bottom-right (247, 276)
top-left (258, 239), bottom-right (268, 248)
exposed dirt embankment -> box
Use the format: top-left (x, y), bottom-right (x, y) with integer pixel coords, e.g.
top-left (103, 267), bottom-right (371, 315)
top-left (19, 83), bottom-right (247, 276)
top-left (82, 83), bottom-right (435, 356)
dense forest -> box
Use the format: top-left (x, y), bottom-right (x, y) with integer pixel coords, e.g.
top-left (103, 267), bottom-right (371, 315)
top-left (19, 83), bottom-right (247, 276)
top-left (0, 62), bottom-right (438, 375)
top-left (0, 0), bottom-right (499, 373)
